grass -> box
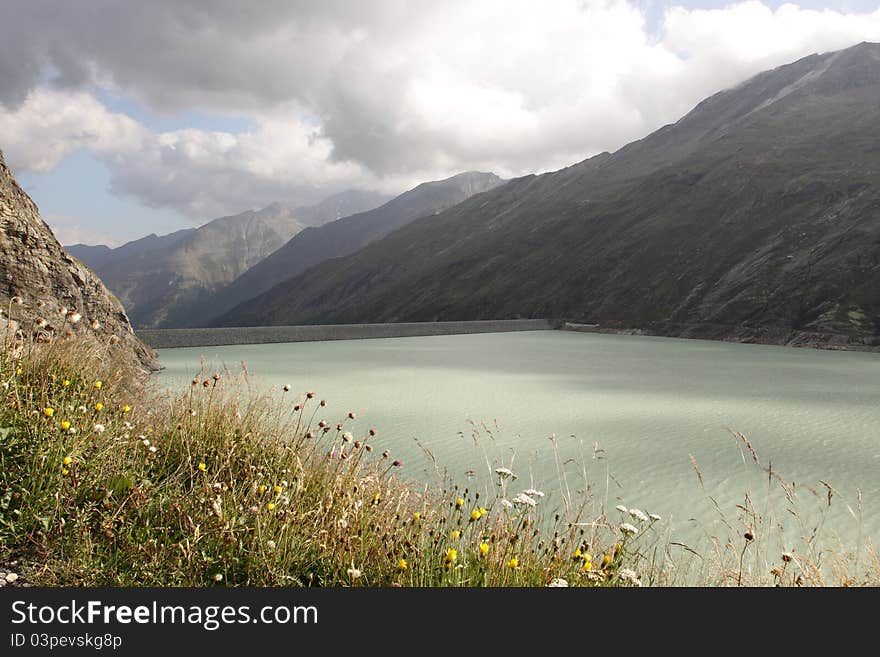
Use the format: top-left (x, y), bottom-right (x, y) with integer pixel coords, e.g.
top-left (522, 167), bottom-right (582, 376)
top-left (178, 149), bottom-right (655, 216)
top-left (1, 301), bottom-right (878, 587)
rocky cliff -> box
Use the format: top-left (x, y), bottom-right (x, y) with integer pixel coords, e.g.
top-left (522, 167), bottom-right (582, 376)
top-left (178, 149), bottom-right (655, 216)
top-left (0, 148), bottom-right (158, 370)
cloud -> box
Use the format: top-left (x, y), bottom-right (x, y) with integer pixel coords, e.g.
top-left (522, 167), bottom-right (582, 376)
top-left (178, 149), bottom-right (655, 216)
top-left (1, 1), bottom-right (879, 219)
top-left (44, 214), bottom-right (122, 247)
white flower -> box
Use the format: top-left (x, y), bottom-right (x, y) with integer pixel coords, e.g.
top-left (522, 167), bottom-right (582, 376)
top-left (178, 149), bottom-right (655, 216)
top-left (1, 382), bottom-right (8, 390)
top-left (77, 405), bottom-right (87, 413)
top-left (618, 568), bottom-right (641, 586)
top-left (522, 488), bottom-right (545, 498)
top-left (495, 467), bottom-right (516, 479)
top-left (342, 432), bottom-right (353, 442)
top-left (213, 573), bottom-right (223, 582)
top-left (149, 446), bottom-right (157, 453)
top-left (500, 499), bottom-right (514, 509)
top-left (620, 523), bottom-right (639, 536)
top-left (67, 312), bottom-right (82, 324)
top-left (93, 423), bottom-right (105, 434)
top-left (615, 505), bottom-right (628, 514)
top-left (5, 572), bottom-right (19, 583)
top-left (142, 439), bottom-right (150, 446)
top-left (266, 540), bottom-right (276, 550)
top-left (649, 513), bottom-right (661, 522)
top-left (346, 567), bottom-right (362, 579)
top-left (629, 508), bottom-right (649, 523)
top-left (547, 578), bottom-right (569, 587)
top-left (282, 384), bottom-right (290, 392)
top-left (512, 493), bottom-right (537, 507)
top-left (90, 319), bottom-right (100, 330)
top-left (123, 422), bottom-right (133, 430)
top-left (67, 427), bottom-right (77, 435)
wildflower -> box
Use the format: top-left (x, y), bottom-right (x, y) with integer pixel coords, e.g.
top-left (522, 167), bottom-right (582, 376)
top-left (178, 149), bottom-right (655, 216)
top-left (615, 504), bottom-right (628, 513)
top-left (123, 422), bottom-right (132, 430)
top-left (392, 460), bottom-right (403, 468)
top-left (522, 488), bottom-right (545, 498)
top-left (506, 557), bottom-right (519, 569)
top-left (267, 502), bottom-right (276, 511)
top-left (11, 296), bottom-right (22, 305)
top-left (413, 512), bottom-right (422, 522)
top-left (149, 446), bottom-right (157, 453)
top-left (90, 319), bottom-right (100, 330)
top-left (15, 367), bottom-right (21, 375)
top-left (620, 523), bottom-right (638, 536)
top-left (142, 438), bottom-right (150, 446)
top-left (95, 403), bottom-right (103, 411)
top-left (273, 485), bottom-right (282, 494)
top-left (629, 508), bottom-right (649, 523)
top-left (453, 497), bottom-right (464, 509)
top-left (67, 312), bottom-right (82, 324)
top-left (582, 559), bottom-right (593, 572)
top-left (618, 568), bottom-right (641, 586)
top-left (495, 467), bottom-right (515, 479)
top-left (782, 552), bottom-right (793, 563)
top-left (266, 540), bottom-right (276, 550)
top-left (36, 318), bottom-right (47, 328)
top-left (382, 450), bottom-right (390, 458)
top-left (348, 411), bottom-right (356, 420)
top-left (60, 420), bottom-right (71, 431)
top-left (108, 335), bottom-right (119, 345)
top-left (744, 531), bottom-right (754, 541)
top-left (62, 379), bottom-right (70, 386)
top-left (68, 427), bottom-right (77, 435)
top-left (93, 381), bottom-right (102, 389)
top-left (470, 509), bottom-right (482, 522)
top-left (602, 554), bottom-right (612, 568)
top-left (500, 499), bottom-right (514, 509)
top-left (479, 542), bottom-right (490, 556)
top-left (450, 530), bottom-right (461, 540)
top-left (62, 469), bottom-right (69, 476)
top-left (512, 493), bottom-right (537, 507)
top-left (573, 548), bottom-right (582, 559)
top-left (369, 428), bottom-right (377, 436)
top-left (213, 574), bottom-right (223, 583)
top-left (444, 548), bottom-right (457, 565)
top-left (282, 384), bottom-right (290, 392)
top-left (198, 462), bottom-right (207, 472)
top-left (43, 407), bottom-right (55, 418)
top-left (649, 513), bottom-right (661, 522)
top-left (257, 485), bottom-right (266, 495)
top-left (346, 567), bottom-right (362, 579)
top-left (122, 405), bottom-right (131, 413)
top-left (372, 492), bottom-right (381, 505)
top-left (397, 558), bottom-right (408, 571)
top-left (342, 432), bottom-right (353, 442)
top-left (547, 578), bottom-right (569, 587)
top-left (62, 456), bottom-right (72, 466)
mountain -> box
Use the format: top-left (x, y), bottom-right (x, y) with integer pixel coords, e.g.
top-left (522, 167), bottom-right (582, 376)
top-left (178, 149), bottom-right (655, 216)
top-left (71, 191), bottom-right (388, 329)
top-left (203, 171), bottom-right (504, 326)
top-left (291, 190), bottom-right (393, 227)
top-left (0, 148), bottom-right (157, 370)
top-left (217, 42), bottom-right (880, 349)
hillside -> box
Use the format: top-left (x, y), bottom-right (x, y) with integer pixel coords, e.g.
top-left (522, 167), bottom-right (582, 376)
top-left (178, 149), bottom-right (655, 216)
top-left (218, 42), bottom-right (880, 349)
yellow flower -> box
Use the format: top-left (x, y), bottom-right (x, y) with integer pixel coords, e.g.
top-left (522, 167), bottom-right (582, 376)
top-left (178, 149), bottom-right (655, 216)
top-left (444, 548), bottom-right (457, 565)
top-left (479, 542), bottom-right (490, 556)
top-left (413, 512), bottom-right (421, 521)
top-left (372, 492), bottom-right (380, 505)
top-left (122, 405), bottom-right (131, 413)
top-left (397, 558), bottom-right (408, 571)
top-left (470, 509), bottom-right (482, 522)
top-left (62, 380), bottom-right (70, 387)
top-left (198, 462), bottom-right (207, 472)
top-left (273, 485), bottom-right (282, 494)
top-left (267, 502), bottom-right (276, 511)
top-left (455, 497), bottom-right (464, 509)
top-left (479, 507), bottom-right (487, 516)
top-left (60, 420), bottom-right (71, 431)
top-left (582, 552), bottom-right (592, 563)
top-left (43, 407), bottom-right (55, 417)
top-left (95, 403), bottom-right (104, 411)
top-left (257, 485), bottom-right (266, 495)
top-left (450, 530), bottom-right (460, 540)
top-left (506, 557), bottom-right (519, 570)
top-left (94, 381), bottom-right (102, 389)
top-left (61, 468), bottom-right (69, 476)
top-left (602, 554), bottom-right (612, 568)
top-left (573, 548), bottom-right (582, 559)
top-left (62, 456), bottom-right (72, 466)
top-left (15, 367), bottom-right (22, 375)
top-left (582, 560), bottom-right (593, 572)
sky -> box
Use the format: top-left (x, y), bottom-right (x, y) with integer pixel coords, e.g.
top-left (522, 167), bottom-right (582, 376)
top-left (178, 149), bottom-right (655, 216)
top-left (1, 1), bottom-right (879, 246)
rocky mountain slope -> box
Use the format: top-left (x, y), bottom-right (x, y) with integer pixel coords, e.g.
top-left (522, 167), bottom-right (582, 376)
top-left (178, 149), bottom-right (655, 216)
top-left (69, 192), bottom-right (388, 329)
top-left (216, 42), bottom-right (880, 349)
top-left (0, 148), bottom-right (157, 370)
top-left (206, 171), bottom-right (504, 326)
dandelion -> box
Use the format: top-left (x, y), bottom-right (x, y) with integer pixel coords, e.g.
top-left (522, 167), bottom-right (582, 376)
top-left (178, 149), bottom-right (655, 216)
top-left (506, 557), bottom-right (519, 570)
top-left (450, 530), bottom-right (461, 540)
top-left (522, 488), bottom-right (545, 498)
top-left (273, 485), bottom-right (282, 494)
top-left (444, 548), bottom-right (457, 565)
top-left (267, 502), bottom-right (276, 511)
top-left (63, 456), bottom-right (72, 466)
top-left (213, 574), bottom-right (223, 583)
top-left (93, 381), bottom-right (102, 389)
top-left (43, 407), bottom-right (55, 418)
top-left (60, 420), bottom-right (71, 431)
top-left (470, 509), bottom-right (482, 522)
top-left (573, 548), bottom-right (582, 559)
top-left (397, 558), bottom-right (407, 571)
top-left (61, 469), bottom-right (69, 476)
top-left (479, 542), bottom-right (490, 556)
top-left (620, 523), bottom-right (638, 536)
top-left (582, 559), bottom-right (593, 572)
top-left (512, 493), bottom-right (537, 507)
top-left (413, 512), bottom-right (422, 522)
top-left (346, 567), bottom-right (362, 580)
top-left (95, 403), bottom-right (103, 411)
top-left (62, 379), bottom-right (70, 386)
top-left (495, 467), bottom-right (515, 479)
top-left (547, 578), bottom-right (569, 587)
top-left (198, 462), bottom-right (207, 472)
top-left (615, 504), bottom-right (628, 514)
top-left (629, 508), bottom-right (649, 523)
top-left (122, 405), bottom-right (131, 413)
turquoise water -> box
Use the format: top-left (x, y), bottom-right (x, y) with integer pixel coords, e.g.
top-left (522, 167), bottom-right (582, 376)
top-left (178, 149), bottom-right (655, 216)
top-left (156, 331), bottom-right (880, 558)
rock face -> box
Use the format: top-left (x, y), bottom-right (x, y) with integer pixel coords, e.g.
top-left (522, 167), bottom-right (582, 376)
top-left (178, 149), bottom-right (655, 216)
top-left (215, 42), bottom-right (880, 349)
top-left (0, 148), bottom-right (157, 370)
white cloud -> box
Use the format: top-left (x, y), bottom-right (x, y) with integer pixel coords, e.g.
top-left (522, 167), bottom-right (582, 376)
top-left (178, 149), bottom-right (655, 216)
top-left (1, 1), bottom-right (879, 220)
top-left (44, 214), bottom-right (122, 247)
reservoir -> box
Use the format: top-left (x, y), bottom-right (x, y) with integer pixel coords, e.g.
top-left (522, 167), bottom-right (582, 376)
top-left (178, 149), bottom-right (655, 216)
top-left (155, 330), bottom-right (880, 560)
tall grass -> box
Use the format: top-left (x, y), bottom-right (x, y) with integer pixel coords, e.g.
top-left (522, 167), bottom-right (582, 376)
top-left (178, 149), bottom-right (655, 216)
top-left (0, 301), bottom-right (877, 586)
